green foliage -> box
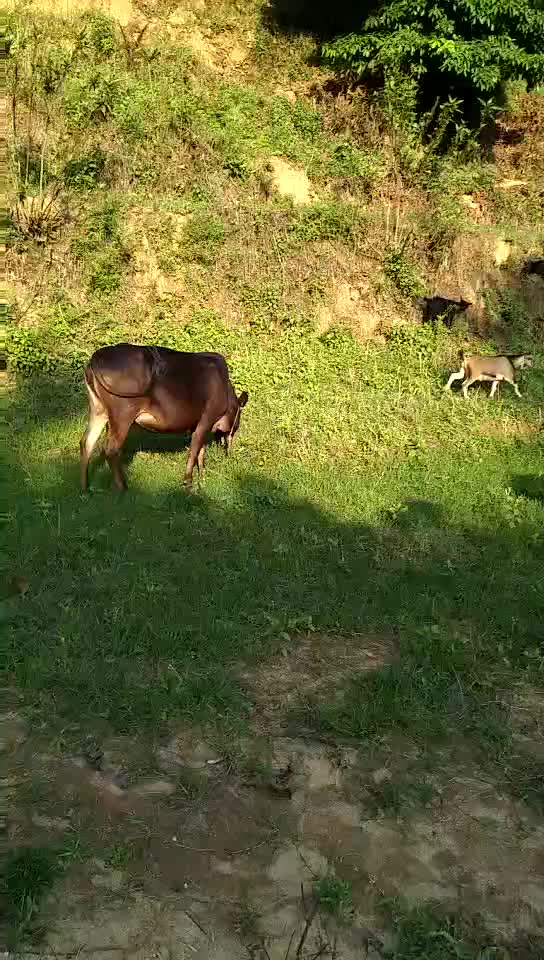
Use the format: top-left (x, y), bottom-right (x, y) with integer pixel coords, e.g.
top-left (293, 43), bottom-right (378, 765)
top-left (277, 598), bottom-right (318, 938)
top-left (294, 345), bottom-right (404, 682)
top-left (365, 772), bottom-right (435, 817)
top-left (383, 248), bottom-right (425, 298)
top-left (384, 904), bottom-right (474, 959)
top-left (2, 847), bottom-right (62, 927)
top-left (77, 11), bottom-right (118, 58)
top-left (88, 249), bottom-right (128, 295)
top-left (329, 141), bottom-right (385, 188)
top-left (63, 67), bottom-right (127, 125)
top-left (63, 148), bottom-right (107, 190)
top-left (183, 211), bottom-right (226, 265)
top-left (387, 324), bottom-right (440, 361)
top-left (72, 199), bottom-right (130, 296)
top-left (315, 875), bottom-right (354, 924)
top-left (7, 328), bottom-right (57, 376)
top-left (322, 0), bottom-right (544, 130)
top-left (289, 201), bottom-right (360, 245)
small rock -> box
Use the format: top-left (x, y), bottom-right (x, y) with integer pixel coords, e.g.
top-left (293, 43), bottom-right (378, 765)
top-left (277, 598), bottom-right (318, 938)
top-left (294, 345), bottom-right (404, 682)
top-left (372, 767), bottom-right (392, 785)
top-left (131, 779), bottom-right (176, 798)
top-left (32, 814), bottom-right (70, 832)
top-left (91, 869), bottom-right (125, 893)
top-left (90, 772), bottom-right (126, 797)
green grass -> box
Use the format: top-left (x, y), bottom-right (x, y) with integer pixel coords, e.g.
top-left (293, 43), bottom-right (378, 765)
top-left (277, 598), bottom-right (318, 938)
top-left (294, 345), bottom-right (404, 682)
top-left (1, 846), bottom-right (65, 946)
top-left (382, 901), bottom-right (544, 958)
top-left (315, 874), bottom-right (354, 925)
top-left (4, 321), bottom-right (544, 751)
top-left (5, 0), bottom-right (544, 810)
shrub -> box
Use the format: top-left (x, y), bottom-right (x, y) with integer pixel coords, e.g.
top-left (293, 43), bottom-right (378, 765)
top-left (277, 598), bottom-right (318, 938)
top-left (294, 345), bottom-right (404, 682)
top-left (63, 67), bottom-right (127, 125)
top-left (7, 328), bottom-right (57, 375)
top-left (77, 11), bottom-right (118, 58)
top-left (71, 198), bottom-right (130, 296)
top-left (383, 248), bottom-right (425, 298)
top-left (184, 212), bottom-right (226, 265)
top-left (322, 0), bottom-right (544, 136)
top-left (289, 201), bottom-right (360, 244)
top-left (63, 149), bottom-right (107, 189)
top-left (87, 250), bottom-right (127, 295)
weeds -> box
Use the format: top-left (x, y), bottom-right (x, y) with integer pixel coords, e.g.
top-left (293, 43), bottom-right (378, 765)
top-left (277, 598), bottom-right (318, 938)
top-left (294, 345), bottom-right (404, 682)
top-left (314, 875), bottom-right (353, 925)
top-left (183, 211), bottom-right (226, 265)
top-left (2, 847), bottom-right (63, 945)
top-left (11, 190), bottom-right (64, 241)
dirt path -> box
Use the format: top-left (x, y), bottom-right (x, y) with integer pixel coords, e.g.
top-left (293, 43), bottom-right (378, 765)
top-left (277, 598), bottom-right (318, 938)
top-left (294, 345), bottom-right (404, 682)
top-left (3, 652), bottom-right (544, 958)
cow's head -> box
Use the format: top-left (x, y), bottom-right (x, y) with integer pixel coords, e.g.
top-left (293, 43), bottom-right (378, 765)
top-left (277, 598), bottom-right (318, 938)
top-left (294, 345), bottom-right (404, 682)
top-left (226, 390), bottom-right (248, 450)
top-left (214, 390), bottom-right (249, 452)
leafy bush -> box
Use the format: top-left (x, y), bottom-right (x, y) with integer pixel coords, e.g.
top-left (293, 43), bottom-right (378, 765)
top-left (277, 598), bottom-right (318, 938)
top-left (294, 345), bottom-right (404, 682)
top-left (88, 250), bottom-right (128, 295)
top-left (383, 248), bottom-right (425, 298)
top-left (289, 201), bottom-right (360, 244)
top-left (7, 328), bottom-right (57, 375)
top-left (387, 323), bottom-right (441, 360)
top-left (63, 67), bottom-right (129, 125)
top-left (329, 141), bottom-right (385, 187)
top-left (72, 199), bottom-right (130, 296)
top-left (77, 11), bottom-right (118, 58)
top-left (322, 0), bottom-right (544, 133)
top-left (63, 149), bottom-right (107, 189)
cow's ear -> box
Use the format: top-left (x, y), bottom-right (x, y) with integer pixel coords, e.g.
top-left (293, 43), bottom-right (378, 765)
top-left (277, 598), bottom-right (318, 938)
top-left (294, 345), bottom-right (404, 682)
top-left (238, 390), bottom-right (249, 408)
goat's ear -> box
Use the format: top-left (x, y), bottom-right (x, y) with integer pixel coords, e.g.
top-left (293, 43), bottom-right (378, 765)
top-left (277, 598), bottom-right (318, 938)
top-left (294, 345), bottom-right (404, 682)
top-left (238, 390), bottom-right (249, 408)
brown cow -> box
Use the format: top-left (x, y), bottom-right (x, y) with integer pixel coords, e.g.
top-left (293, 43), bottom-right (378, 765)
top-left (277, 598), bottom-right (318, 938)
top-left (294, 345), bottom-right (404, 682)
top-left (80, 344), bottom-right (248, 490)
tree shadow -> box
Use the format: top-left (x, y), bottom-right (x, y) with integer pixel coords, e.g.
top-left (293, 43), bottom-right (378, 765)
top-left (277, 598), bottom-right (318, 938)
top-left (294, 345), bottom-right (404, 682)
top-left (261, 0), bottom-right (373, 38)
top-left (511, 474), bottom-right (544, 502)
top-left (4, 364), bottom-right (544, 741)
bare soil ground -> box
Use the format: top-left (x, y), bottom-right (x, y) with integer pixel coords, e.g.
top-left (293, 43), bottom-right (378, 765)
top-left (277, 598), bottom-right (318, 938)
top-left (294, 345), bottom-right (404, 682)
top-left (3, 634), bottom-right (544, 958)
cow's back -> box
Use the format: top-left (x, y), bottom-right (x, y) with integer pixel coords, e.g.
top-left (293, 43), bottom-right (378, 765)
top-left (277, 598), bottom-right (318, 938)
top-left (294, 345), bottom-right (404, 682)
top-left (89, 343), bottom-right (155, 398)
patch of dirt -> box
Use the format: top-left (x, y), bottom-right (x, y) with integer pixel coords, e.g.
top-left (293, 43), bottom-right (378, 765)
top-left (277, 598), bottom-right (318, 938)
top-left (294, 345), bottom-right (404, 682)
top-left (29, 0), bottom-right (135, 25)
top-left (245, 631), bottom-right (396, 728)
top-left (495, 238), bottom-right (513, 266)
top-left (476, 416), bottom-right (541, 439)
top-left (268, 157), bottom-right (316, 205)
top-left (4, 684), bottom-right (544, 958)
top-left (317, 280), bottom-right (384, 340)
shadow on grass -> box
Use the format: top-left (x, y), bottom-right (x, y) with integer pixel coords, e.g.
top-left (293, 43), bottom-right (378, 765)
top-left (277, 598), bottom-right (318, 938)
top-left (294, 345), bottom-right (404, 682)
top-left (511, 473), bottom-right (544, 502)
top-left (4, 373), bottom-right (544, 752)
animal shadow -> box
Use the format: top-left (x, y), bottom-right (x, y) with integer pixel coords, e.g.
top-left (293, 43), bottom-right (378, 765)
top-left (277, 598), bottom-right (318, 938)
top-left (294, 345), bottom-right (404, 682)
top-left (511, 474), bottom-right (544, 502)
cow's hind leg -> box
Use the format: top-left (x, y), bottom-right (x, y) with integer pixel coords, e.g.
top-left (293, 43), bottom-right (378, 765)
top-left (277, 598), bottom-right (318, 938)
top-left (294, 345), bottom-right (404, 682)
top-left (104, 412), bottom-right (134, 491)
top-left (80, 387), bottom-right (108, 491)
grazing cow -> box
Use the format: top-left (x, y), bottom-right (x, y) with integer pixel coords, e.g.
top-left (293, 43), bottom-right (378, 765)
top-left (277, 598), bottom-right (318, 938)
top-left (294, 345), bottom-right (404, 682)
top-left (416, 295), bottom-right (471, 328)
top-left (444, 350), bottom-right (534, 399)
top-left (80, 344), bottom-right (248, 490)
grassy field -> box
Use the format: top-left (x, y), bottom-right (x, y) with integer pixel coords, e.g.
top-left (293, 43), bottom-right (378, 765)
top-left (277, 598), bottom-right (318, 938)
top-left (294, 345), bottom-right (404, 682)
top-left (3, 1), bottom-right (544, 955)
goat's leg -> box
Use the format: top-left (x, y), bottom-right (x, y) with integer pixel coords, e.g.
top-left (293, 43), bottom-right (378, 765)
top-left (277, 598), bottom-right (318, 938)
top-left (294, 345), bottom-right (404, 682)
top-left (489, 380), bottom-right (499, 399)
top-left (512, 381), bottom-right (522, 398)
top-left (444, 367), bottom-right (465, 391)
top-left (461, 376), bottom-right (477, 398)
